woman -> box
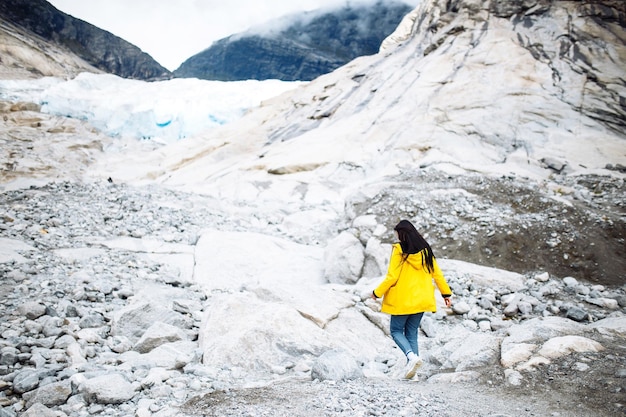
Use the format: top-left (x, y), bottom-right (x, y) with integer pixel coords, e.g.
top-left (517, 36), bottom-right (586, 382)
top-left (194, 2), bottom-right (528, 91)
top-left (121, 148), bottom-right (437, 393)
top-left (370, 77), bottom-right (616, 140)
top-left (371, 220), bottom-right (452, 379)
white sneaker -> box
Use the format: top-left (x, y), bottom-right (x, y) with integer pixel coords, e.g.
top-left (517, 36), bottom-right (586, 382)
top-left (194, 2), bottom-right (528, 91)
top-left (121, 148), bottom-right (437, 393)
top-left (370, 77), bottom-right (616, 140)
top-left (404, 355), bottom-right (423, 379)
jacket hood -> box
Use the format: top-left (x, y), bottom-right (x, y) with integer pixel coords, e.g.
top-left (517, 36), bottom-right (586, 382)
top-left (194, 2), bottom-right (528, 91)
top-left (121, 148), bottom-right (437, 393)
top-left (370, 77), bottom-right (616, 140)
top-left (396, 243), bottom-right (427, 271)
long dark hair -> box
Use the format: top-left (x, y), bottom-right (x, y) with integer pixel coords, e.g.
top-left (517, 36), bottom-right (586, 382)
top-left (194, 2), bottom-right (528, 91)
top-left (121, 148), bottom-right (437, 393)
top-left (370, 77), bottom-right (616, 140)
top-left (394, 220), bottom-right (435, 273)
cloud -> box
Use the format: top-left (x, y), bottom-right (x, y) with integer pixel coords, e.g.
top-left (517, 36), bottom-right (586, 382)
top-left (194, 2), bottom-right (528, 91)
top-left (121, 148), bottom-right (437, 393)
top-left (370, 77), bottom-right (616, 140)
top-left (47, 0), bottom-right (418, 71)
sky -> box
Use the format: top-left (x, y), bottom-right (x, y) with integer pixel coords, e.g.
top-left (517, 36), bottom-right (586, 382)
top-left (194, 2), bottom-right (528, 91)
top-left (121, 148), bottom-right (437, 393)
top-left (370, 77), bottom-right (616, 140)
top-left (47, 0), bottom-right (414, 72)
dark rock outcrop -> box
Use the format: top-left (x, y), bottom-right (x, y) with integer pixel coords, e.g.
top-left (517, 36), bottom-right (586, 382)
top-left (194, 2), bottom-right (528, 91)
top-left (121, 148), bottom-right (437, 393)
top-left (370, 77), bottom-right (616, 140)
top-left (174, 1), bottom-right (413, 81)
top-left (0, 0), bottom-right (171, 80)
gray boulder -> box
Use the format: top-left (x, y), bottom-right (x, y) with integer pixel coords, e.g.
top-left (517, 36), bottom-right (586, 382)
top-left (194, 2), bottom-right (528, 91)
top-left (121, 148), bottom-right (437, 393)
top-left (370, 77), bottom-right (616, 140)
top-left (111, 302), bottom-right (192, 343)
top-left (18, 302), bottom-right (46, 320)
top-left (362, 237), bottom-right (391, 278)
top-left (311, 349), bottom-right (363, 381)
top-left (133, 322), bottom-right (187, 354)
top-left (323, 232), bottom-right (364, 284)
top-left (82, 374), bottom-right (135, 405)
top-left (12, 369), bottom-right (40, 394)
top-left (23, 379), bottom-right (72, 408)
top-left (20, 403), bottom-right (66, 417)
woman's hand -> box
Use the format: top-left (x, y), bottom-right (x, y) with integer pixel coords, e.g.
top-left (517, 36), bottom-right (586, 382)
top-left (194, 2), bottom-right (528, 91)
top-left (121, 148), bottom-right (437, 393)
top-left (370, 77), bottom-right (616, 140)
top-left (444, 297), bottom-right (452, 307)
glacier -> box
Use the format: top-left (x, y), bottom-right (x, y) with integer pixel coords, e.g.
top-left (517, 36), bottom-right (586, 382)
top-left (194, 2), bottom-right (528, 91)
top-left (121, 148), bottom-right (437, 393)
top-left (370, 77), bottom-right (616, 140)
top-left (0, 72), bottom-right (304, 143)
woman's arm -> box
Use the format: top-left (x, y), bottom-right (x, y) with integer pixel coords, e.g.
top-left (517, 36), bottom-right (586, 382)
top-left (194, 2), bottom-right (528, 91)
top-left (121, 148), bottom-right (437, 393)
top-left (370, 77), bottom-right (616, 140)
top-left (432, 257), bottom-right (453, 305)
top-left (373, 245), bottom-right (402, 297)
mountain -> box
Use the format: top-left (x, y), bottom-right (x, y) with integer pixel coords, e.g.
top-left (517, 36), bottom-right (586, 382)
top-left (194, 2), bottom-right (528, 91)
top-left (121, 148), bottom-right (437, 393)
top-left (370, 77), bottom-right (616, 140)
top-left (133, 0), bottom-right (625, 285)
top-left (0, 0), bottom-right (171, 80)
top-left (0, 16), bottom-right (101, 79)
top-left (173, 1), bottom-right (414, 81)
top-left (0, 1), bottom-right (625, 416)
top-left (2, 0), bottom-right (623, 284)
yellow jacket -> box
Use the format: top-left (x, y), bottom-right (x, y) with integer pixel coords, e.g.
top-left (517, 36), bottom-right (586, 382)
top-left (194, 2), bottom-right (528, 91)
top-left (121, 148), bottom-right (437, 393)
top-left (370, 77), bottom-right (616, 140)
top-left (373, 243), bottom-right (452, 315)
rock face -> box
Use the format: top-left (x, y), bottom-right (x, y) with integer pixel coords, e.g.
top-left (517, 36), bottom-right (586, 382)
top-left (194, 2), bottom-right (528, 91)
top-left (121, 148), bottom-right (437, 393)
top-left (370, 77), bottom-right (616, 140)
top-left (173, 1), bottom-right (413, 81)
top-left (0, 19), bottom-right (102, 80)
top-left (485, 0), bottom-right (626, 133)
top-left (0, 0), bottom-right (171, 80)
top-left (156, 0), bottom-right (626, 284)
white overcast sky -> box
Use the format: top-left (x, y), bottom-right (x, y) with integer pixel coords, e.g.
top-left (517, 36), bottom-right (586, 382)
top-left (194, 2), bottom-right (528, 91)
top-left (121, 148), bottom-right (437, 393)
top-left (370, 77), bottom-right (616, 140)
top-left (47, 0), bottom-right (415, 72)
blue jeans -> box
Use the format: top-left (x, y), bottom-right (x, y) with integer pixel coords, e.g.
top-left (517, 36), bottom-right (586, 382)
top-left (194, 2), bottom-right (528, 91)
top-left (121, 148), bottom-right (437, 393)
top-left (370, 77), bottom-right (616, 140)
top-left (390, 313), bottom-right (424, 358)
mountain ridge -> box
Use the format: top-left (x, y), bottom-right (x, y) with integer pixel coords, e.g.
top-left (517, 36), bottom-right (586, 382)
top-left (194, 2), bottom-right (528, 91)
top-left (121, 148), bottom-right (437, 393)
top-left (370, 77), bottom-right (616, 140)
top-left (0, 0), bottom-right (171, 80)
top-left (0, 17), bottom-right (102, 79)
top-left (174, 1), bottom-right (414, 81)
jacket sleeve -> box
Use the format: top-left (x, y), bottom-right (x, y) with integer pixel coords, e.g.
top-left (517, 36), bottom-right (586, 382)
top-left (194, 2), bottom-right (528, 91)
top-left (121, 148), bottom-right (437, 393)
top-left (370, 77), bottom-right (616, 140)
top-left (373, 245), bottom-right (403, 297)
top-left (432, 257), bottom-right (452, 297)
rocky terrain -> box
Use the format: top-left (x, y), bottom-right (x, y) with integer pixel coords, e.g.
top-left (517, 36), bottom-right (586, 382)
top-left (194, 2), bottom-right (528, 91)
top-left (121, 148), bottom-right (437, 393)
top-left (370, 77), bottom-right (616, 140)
top-left (0, 0), bottom-right (625, 416)
top-left (346, 170), bottom-right (626, 287)
top-left (0, 179), bottom-right (624, 417)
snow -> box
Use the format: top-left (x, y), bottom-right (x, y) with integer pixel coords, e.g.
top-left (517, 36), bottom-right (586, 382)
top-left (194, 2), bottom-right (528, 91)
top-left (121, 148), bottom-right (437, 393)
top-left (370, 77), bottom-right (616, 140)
top-left (0, 73), bottom-right (304, 143)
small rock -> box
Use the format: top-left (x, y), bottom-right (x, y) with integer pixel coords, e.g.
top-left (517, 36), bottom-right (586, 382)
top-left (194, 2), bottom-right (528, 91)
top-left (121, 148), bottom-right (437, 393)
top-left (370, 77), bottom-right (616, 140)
top-left (20, 403), bottom-right (65, 417)
top-left (53, 335), bottom-right (77, 350)
top-left (0, 347), bottom-right (19, 366)
top-left (462, 320), bottom-right (478, 331)
top-left (504, 369), bottom-right (523, 386)
top-left (474, 295), bottom-right (491, 309)
top-left (451, 301), bottom-right (470, 315)
top-left (133, 322), bottom-right (186, 354)
top-left (478, 320), bottom-right (492, 332)
top-left (12, 369), bottom-right (40, 394)
top-left (79, 314), bottom-right (105, 329)
top-left (518, 302), bottom-right (533, 315)
top-left (18, 302), bottom-right (47, 320)
top-left (107, 336), bottom-right (133, 354)
top-left (566, 306), bottom-right (588, 322)
top-left (66, 343), bottom-right (87, 367)
top-left (23, 380), bottom-right (72, 408)
top-left (573, 362), bottom-right (589, 372)
top-left (503, 302), bottom-right (519, 317)
top-left (615, 295), bottom-right (626, 308)
top-left (562, 277), bottom-right (578, 287)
